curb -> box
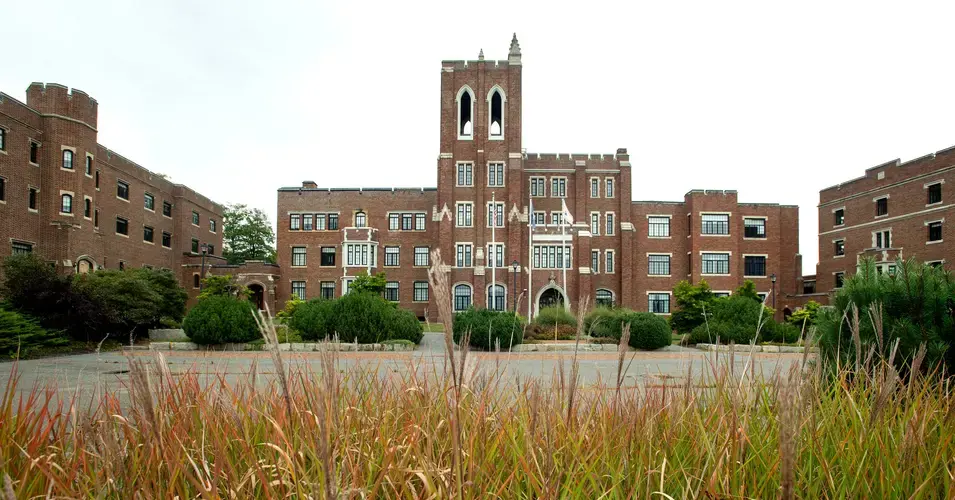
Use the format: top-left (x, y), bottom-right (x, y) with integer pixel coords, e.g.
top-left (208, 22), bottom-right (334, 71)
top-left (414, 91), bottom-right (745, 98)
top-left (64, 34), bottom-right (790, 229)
top-left (694, 343), bottom-right (817, 353)
top-left (149, 342), bottom-right (416, 352)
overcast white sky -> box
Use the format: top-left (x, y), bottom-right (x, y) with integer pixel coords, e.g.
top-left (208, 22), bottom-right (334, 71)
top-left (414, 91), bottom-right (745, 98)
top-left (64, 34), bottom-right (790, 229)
top-left (4, 0), bottom-right (954, 271)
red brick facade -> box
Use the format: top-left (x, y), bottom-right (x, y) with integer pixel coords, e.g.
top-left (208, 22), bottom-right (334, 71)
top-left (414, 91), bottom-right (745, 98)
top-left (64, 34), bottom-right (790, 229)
top-left (0, 83), bottom-right (224, 304)
top-left (275, 36), bottom-right (804, 321)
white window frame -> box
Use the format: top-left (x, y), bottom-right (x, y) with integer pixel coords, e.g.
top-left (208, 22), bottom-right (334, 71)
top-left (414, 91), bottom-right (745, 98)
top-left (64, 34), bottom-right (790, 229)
top-left (456, 162), bottom-right (473, 187)
top-left (456, 86), bottom-right (475, 140)
top-left (530, 176), bottom-right (546, 197)
top-left (872, 228), bottom-right (892, 249)
top-left (532, 211), bottom-right (546, 226)
top-left (550, 176), bottom-right (567, 198)
top-left (590, 212), bottom-right (600, 235)
top-left (926, 218), bottom-right (944, 244)
top-left (144, 192), bottom-right (155, 212)
top-left (487, 162), bottom-right (505, 187)
top-left (455, 242), bottom-right (474, 268)
top-left (647, 291), bottom-right (672, 315)
top-left (700, 251), bottom-right (731, 276)
top-left (343, 242), bottom-right (377, 268)
top-left (700, 212), bottom-right (731, 236)
top-left (647, 214), bottom-right (671, 239)
top-left (487, 85), bottom-right (506, 140)
top-left (742, 253), bottom-right (768, 278)
top-left (605, 178), bottom-right (614, 198)
top-left (832, 206), bottom-right (846, 227)
top-left (486, 201), bottom-right (505, 228)
top-left (874, 195), bottom-right (889, 218)
top-left (486, 243), bottom-right (505, 269)
top-left (456, 202), bottom-right (474, 227)
top-left (925, 180), bottom-right (944, 207)
top-left (590, 177), bottom-right (600, 198)
top-left (605, 211), bottom-right (615, 236)
top-left (85, 154), bottom-right (94, 178)
top-left (83, 195), bottom-right (92, 220)
top-left (532, 244), bottom-right (573, 270)
top-left (59, 191), bottom-right (75, 216)
top-left (591, 250), bottom-right (600, 274)
top-left (833, 238), bottom-right (846, 258)
top-left (605, 249), bottom-right (615, 274)
top-left (647, 253), bottom-right (671, 277)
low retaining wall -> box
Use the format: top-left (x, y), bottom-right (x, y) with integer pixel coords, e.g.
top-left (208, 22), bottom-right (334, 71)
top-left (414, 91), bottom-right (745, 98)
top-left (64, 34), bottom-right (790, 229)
top-left (149, 341), bottom-right (416, 352)
top-left (695, 343), bottom-right (816, 353)
top-left (512, 343), bottom-right (624, 353)
top-left (148, 329), bottom-right (188, 341)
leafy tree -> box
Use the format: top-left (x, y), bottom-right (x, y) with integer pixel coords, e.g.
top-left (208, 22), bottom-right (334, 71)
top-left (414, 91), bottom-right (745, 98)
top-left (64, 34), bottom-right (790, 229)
top-left (788, 300), bottom-right (821, 329)
top-left (349, 271), bottom-right (387, 295)
top-left (130, 268), bottom-right (187, 325)
top-left (669, 279), bottom-right (715, 334)
top-left (183, 295), bottom-right (260, 344)
top-left (222, 204), bottom-right (276, 264)
top-left (198, 275), bottom-right (250, 301)
top-left (71, 270), bottom-right (163, 341)
top-left (0, 305), bottom-right (68, 357)
top-left (734, 280), bottom-right (761, 302)
top-left (0, 254), bottom-right (72, 327)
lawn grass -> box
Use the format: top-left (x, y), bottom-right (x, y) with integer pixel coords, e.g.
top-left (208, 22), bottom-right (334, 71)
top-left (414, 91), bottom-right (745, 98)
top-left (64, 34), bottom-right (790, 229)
top-left (421, 321), bottom-right (444, 333)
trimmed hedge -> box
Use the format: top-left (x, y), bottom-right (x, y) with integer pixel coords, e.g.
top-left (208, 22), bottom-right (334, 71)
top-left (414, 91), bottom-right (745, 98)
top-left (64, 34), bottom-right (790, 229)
top-left (390, 308), bottom-right (424, 344)
top-left (620, 312), bottom-right (671, 350)
top-left (290, 299), bottom-right (336, 341)
top-left (291, 292), bottom-right (423, 344)
top-left (182, 296), bottom-right (260, 345)
top-left (582, 307), bottom-right (633, 340)
top-left (453, 308), bottom-right (524, 350)
top-left (534, 306), bottom-right (576, 328)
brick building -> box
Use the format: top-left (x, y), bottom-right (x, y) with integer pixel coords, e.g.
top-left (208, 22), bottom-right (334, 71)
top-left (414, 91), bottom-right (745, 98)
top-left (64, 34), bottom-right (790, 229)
top-left (276, 35), bottom-right (805, 321)
top-left (812, 144), bottom-right (955, 296)
top-left (0, 83), bottom-right (224, 305)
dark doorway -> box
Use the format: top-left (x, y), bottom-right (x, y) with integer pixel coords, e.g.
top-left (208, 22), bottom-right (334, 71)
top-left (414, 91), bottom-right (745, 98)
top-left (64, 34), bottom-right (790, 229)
top-left (783, 307), bottom-right (793, 321)
top-left (538, 287), bottom-right (565, 311)
top-left (249, 284), bottom-right (265, 310)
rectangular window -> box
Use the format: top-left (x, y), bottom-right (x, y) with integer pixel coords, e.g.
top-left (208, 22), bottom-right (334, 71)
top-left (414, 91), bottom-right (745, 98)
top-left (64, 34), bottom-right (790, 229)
top-left (488, 162), bottom-right (505, 186)
top-left (834, 239), bottom-right (845, 256)
top-left (291, 281), bottom-right (306, 300)
top-left (0, 129), bottom-right (6, 150)
top-left (389, 213), bottom-right (400, 230)
top-left (744, 218), bottom-right (766, 238)
top-left (606, 213), bottom-right (615, 235)
top-left (320, 281), bottom-right (335, 300)
top-left (12, 241), bottom-right (33, 255)
top-left (413, 281), bottom-right (429, 302)
top-left (834, 272), bottom-right (845, 288)
top-left (551, 177), bottom-right (567, 198)
top-left (116, 217), bottom-right (129, 236)
top-left (606, 250), bottom-right (615, 274)
top-left (532, 211), bottom-right (546, 226)
top-left (162, 201), bottom-right (172, 217)
top-left (591, 213), bottom-right (600, 235)
top-left (117, 180), bottom-right (129, 200)
top-left (530, 177), bottom-right (546, 197)
top-left (303, 214), bottom-right (313, 231)
top-left (0, 177), bottom-right (4, 202)
top-left (415, 213), bottom-right (425, 231)
top-left (384, 246), bottom-right (399, 266)
top-left (290, 214), bottom-right (301, 230)
top-left (591, 250), bottom-right (599, 273)
top-left (874, 230), bottom-right (891, 249)
top-left (590, 178), bottom-right (599, 198)
top-left (192, 239), bottom-right (199, 253)
top-left (85, 156), bottom-right (93, 176)
top-left (876, 197), bottom-right (888, 216)
top-left (328, 214), bottom-right (339, 230)
top-left (701, 213), bottom-right (729, 235)
top-left (928, 183), bottom-right (942, 205)
top-left (456, 163), bottom-right (473, 186)
top-left (342, 279), bottom-right (354, 295)
top-left (744, 256), bottom-right (766, 277)
top-left (487, 202), bottom-right (504, 227)
top-left (209, 245), bottom-right (215, 255)
top-left (94, 208), bottom-right (99, 228)
top-left (649, 293), bottom-right (670, 314)
top-left (352, 211), bottom-right (363, 229)
top-left (648, 216), bottom-right (670, 237)
top-left (605, 178), bottom-right (614, 198)
top-left (162, 231), bottom-right (172, 248)
top-left (192, 211), bottom-right (200, 226)
top-left (456, 203), bottom-right (473, 227)
top-left (144, 193), bottom-right (154, 211)
top-left (455, 243), bottom-right (473, 267)
top-left (143, 226), bottom-right (154, 243)
top-left (532, 244), bottom-right (572, 269)
top-left (95, 170), bottom-right (100, 189)
top-left (29, 188), bottom-right (37, 210)
top-left (209, 219), bottom-right (216, 233)
top-left (344, 243), bottom-right (374, 267)
top-left (320, 247), bottom-right (336, 266)
top-left (929, 221), bottom-right (943, 242)
top-left (384, 281), bottom-right (399, 302)
top-left (315, 214), bottom-right (326, 231)
top-left (803, 281), bottom-right (816, 294)
top-left (402, 214), bottom-right (413, 231)
top-left (551, 212), bottom-right (564, 226)
top-left (292, 246), bottom-right (307, 266)
top-left (701, 252), bottom-right (730, 275)
top-left (487, 243), bottom-right (504, 268)
top-left (648, 254), bottom-right (670, 276)
top-left (414, 246), bottom-right (430, 266)
top-left (30, 142), bottom-right (38, 164)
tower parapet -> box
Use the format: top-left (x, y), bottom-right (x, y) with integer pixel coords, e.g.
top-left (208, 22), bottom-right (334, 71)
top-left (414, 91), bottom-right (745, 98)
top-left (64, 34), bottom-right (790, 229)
top-left (25, 82), bottom-right (98, 129)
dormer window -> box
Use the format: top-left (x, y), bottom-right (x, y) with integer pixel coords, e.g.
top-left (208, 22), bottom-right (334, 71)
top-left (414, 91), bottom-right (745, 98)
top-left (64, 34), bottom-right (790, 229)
top-left (457, 87), bottom-right (474, 139)
top-left (489, 89), bottom-right (503, 137)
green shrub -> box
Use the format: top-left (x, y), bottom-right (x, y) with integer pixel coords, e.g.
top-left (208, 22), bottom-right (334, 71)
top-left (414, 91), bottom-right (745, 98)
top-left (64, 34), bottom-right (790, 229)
top-left (453, 308), bottom-right (524, 350)
top-left (290, 299), bottom-right (336, 341)
top-left (685, 295), bottom-right (768, 345)
top-left (762, 321), bottom-right (802, 344)
top-left (333, 292), bottom-right (393, 344)
top-left (527, 323), bottom-right (577, 341)
top-left (390, 308), bottom-right (424, 344)
top-left (182, 296), bottom-right (260, 345)
top-left (534, 306), bottom-right (576, 328)
top-left (620, 312), bottom-right (671, 350)
top-left (583, 307), bottom-right (621, 338)
top-left (0, 305), bottom-right (69, 357)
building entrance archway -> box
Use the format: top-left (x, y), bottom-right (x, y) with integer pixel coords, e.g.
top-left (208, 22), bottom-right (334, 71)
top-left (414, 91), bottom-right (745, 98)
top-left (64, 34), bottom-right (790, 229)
top-left (249, 283), bottom-right (265, 310)
top-left (535, 285), bottom-right (568, 317)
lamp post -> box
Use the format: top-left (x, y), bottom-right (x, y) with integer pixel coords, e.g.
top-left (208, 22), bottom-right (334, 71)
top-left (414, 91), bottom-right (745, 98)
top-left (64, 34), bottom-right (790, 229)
top-left (199, 244), bottom-right (209, 291)
top-left (511, 260), bottom-right (520, 312)
top-left (770, 273), bottom-right (777, 311)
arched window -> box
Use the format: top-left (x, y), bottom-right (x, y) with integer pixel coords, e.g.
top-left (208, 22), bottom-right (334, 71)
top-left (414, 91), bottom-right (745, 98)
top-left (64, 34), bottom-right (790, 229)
top-left (487, 284), bottom-right (506, 311)
top-left (60, 194), bottom-right (73, 214)
top-left (595, 289), bottom-right (614, 308)
top-left (355, 211), bottom-right (366, 228)
top-left (454, 284), bottom-right (472, 312)
top-left (77, 259), bottom-right (92, 274)
top-left (62, 150), bottom-right (73, 170)
top-left (457, 87), bottom-right (473, 138)
top-left (193, 274), bottom-right (200, 288)
top-left (489, 89), bottom-right (503, 137)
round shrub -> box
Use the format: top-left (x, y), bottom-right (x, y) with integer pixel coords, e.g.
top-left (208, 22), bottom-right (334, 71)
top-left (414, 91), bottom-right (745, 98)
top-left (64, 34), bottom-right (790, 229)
top-left (527, 323), bottom-right (577, 341)
top-left (583, 307), bottom-right (637, 340)
top-left (453, 308), bottom-right (524, 350)
top-left (390, 307), bottom-right (424, 344)
top-left (762, 321), bottom-right (801, 344)
top-left (290, 299), bottom-right (336, 341)
top-left (333, 292), bottom-right (393, 344)
top-left (534, 306), bottom-right (576, 328)
top-left (619, 312), bottom-right (671, 350)
top-left (183, 296), bottom-right (259, 345)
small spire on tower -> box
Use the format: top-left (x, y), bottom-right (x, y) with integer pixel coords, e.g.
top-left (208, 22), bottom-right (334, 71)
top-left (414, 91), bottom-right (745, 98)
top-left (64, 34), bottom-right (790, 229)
top-left (508, 33), bottom-right (522, 64)
top-left (478, 48), bottom-right (484, 60)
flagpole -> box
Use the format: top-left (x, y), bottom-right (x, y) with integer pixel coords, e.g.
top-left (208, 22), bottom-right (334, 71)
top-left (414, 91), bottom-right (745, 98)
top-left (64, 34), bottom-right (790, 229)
top-left (491, 191), bottom-right (496, 311)
top-left (527, 194), bottom-right (533, 320)
top-left (561, 197), bottom-right (567, 310)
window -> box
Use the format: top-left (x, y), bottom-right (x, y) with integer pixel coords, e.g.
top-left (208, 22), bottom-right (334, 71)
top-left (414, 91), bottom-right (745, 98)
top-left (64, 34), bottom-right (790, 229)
top-left (117, 180), bottom-right (129, 200)
top-left (116, 217), bottom-right (129, 236)
top-left (316, 214), bottom-right (327, 231)
top-left (415, 213), bottom-right (425, 231)
top-left (701, 253), bottom-right (730, 275)
top-left (320, 281), bottom-right (335, 300)
top-left (834, 272), bottom-right (845, 289)
top-left (143, 226), bottom-right (154, 243)
top-left (118, 261), bottom-right (126, 271)
top-left (162, 201), bottom-right (172, 217)
top-left (590, 178), bottom-right (599, 198)
top-left (876, 197), bottom-right (888, 217)
top-left (144, 193), bottom-right (154, 211)
top-left (384, 246), bottom-right (400, 266)
top-left (344, 243), bottom-right (374, 266)
top-left (487, 243), bottom-right (504, 268)
top-left (94, 209), bottom-right (99, 228)
top-left (530, 177), bottom-right (546, 197)
top-left (928, 183), bottom-right (942, 205)
top-left (0, 177), bottom-right (5, 202)
top-left (744, 218), bottom-right (766, 238)
top-left (207, 244), bottom-right (215, 256)
top-left (342, 279), bottom-right (354, 295)
top-left (649, 293), bottom-right (670, 314)
top-left (354, 211), bottom-right (366, 228)
top-left (320, 247), bottom-right (336, 266)
top-left (532, 212), bottom-right (546, 226)
top-left (834, 239), bottom-right (845, 256)
top-left (84, 156), bottom-right (93, 176)
top-left (606, 250), bottom-right (615, 274)
top-left (928, 261), bottom-right (945, 268)
top-left (803, 281), bottom-right (816, 294)
top-left (551, 177), bottom-right (567, 198)
top-left (191, 239), bottom-right (199, 253)
top-left (401, 214), bottom-right (412, 231)
top-left (60, 194), bottom-right (72, 214)
top-left (591, 250), bottom-right (599, 273)
top-left (28, 188), bottom-right (37, 210)
top-left (455, 243), bottom-right (473, 267)
top-left (606, 213), bottom-right (615, 235)
top-left (489, 89), bottom-right (503, 137)
top-left (162, 231), bottom-right (171, 248)
top-left (414, 246), bottom-right (429, 266)
top-left (648, 254), bottom-right (670, 276)
top-left (12, 241), bottom-right (32, 255)
top-left (454, 284), bottom-right (472, 311)
top-left (701, 214), bottom-right (729, 235)
top-left (590, 213), bottom-right (600, 235)
top-left (303, 214), bottom-right (313, 231)
top-left (328, 214), bottom-right (339, 230)
top-left (458, 88), bottom-right (473, 137)
top-left (874, 230), bottom-right (891, 249)
top-left (0, 129), bottom-right (4, 150)
top-left (744, 256), bottom-right (766, 277)
top-left (290, 214), bottom-right (300, 230)
top-left (928, 221), bottom-right (943, 242)
top-left (62, 150), bottom-right (73, 170)
top-left (189, 212), bottom-right (198, 226)
top-left (551, 212), bottom-right (565, 226)
top-left (605, 178), bottom-right (614, 198)
top-left (388, 213), bottom-right (399, 230)
top-left (487, 202), bottom-right (504, 227)
top-left (488, 162), bottom-right (504, 186)
top-left (94, 170), bottom-right (100, 189)
top-left (457, 163), bottom-right (473, 186)
top-left (487, 284), bottom-right (505, 311)
top-left (414, 281), bottom-right (429, 302)
top-left (292, 246), bottom-right (307, 266)
top-left (532, 244), bottom-right (572, 269)
top-left (30, 142), bottom-right (39, 164)
top-left (291, 281), bottom-right (306, 300)
top-left (596, 289), bottom-right (614, 307)
top-left (648, 216), bottom-right (670, 238)
top-left (209, 219), bottom-right (217, 233)
top-left (456, 203), bottom-right (473, 227)
top-left (384, 282), bottom-right (399, 302)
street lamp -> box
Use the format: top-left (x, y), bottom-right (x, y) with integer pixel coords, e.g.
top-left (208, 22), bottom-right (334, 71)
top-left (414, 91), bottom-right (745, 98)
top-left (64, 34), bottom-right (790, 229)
top-left (199, 244), bottom-right (209, 291)
top-left (511, 260), bottom-right (520, 312)
top-left (770, 273), bottom-right (777, 310)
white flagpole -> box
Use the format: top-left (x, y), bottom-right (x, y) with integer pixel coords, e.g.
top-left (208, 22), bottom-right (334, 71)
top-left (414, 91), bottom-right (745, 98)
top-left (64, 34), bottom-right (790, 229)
top-left (528, 194), bottom-right (533, 320)
top-left (491, 191), bottom-right (496, 311)
top-left (561, 197), bottom-right (569, 310)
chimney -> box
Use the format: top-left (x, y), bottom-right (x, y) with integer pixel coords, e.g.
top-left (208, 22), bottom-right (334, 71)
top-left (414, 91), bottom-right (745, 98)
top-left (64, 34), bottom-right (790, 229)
top-left (302, 180), bottom-right (317, 189)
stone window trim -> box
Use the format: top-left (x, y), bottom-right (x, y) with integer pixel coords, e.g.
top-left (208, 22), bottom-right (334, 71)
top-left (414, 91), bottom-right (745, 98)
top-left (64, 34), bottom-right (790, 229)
top-left (550, 176), bottom-right (568, 198)
top-left (29, 139), bottom-right (41, 166)
top-left (383, 245), bottom-right (400, 267)
top-left (742, 253), bottom-right (769, 278)
top-left (115, 216), bottom-right (130, 238)
top-left (60, 146), bottom-right (76, 171)
top-left (94, 170), bottom-right (100, 191)
top-left (11, 239), bottom-right (37, 255)
top-left (85, 154), bottom-right (94, 178)
top-left (83, 195), bottom-right (93, 220)
top-left (456, 86), bottom-right (475, 141)
top-left (486, 85), bottom-right (506, 141)
top-left (59, 190), bottom-right (75, 216)
top-left (742, 215), bottom-right (768, 240)
top-left (144, 192), bottom-right (155, 212)
top-left (646, 291), bottom-right (672, 316)
top-left (486, 283), bottom-right (507, 311)
top-left (646, 214), bottom-right (672, 239)
top-left (605, 177), bottom-right (615, 198)
top-left (871, 228), bottom-right (892, 249)
top-left (833, 271), bottom-right (846, 289)
top-left (874, 195), bottom-right (889, 218)
top-left (700, 251), bottom-right (732, 276)
top-left (454, 242), bottom-right (474, 268)
top-left (529, 176), bottom-right (547, 197)
top-left (0, 126), bottom-right (6, 154)
top-left (116, 179), bottom-right (130, 202)
top-left (28, 186), bottom-right (39, 213)
top-left (589, 177), bottom-right (600, 198)
top-left (832, 238), bottom-right (846, 258)
top-left (162, 201), bottom-right (173, 218)
top-left (456, 201), bottom-right (474, 228)
top-left (386, 210), bottom-right (428, 231)
top-left (0, 175), bottom-right (6, 204)
top-left (486, 161), bottom-right (506, 187)
top-left (192, 211), bottom-right (200, 227)
top-left (143, 225), bottom-right (155, 245)
top-left (414, 246), bottom-right (430, 267)
top-left (605, 211), bottom-right (616, 236)
top-left (590, 211), bottom-right (600, 235)
top-left (291, 246), bottom-right (307, 267)
top-left (925, 180), bottom-right (944, 206)
top-left (413, 281), bottom-right (429, 303)
top-left (455, 162), bottom-right (474, 187)
top-left (925, 218), bottom-right (944, 245)
top-left (646, 252), bottom-right (672, 277)
top-left (700, 212), bottom-right (731, 236)
top-left (486, 201), bottom-right (505, 228)
top-left (605, 249), bottom-right (615, 274)
top-left (161, 231), bottom-right (172, 249)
